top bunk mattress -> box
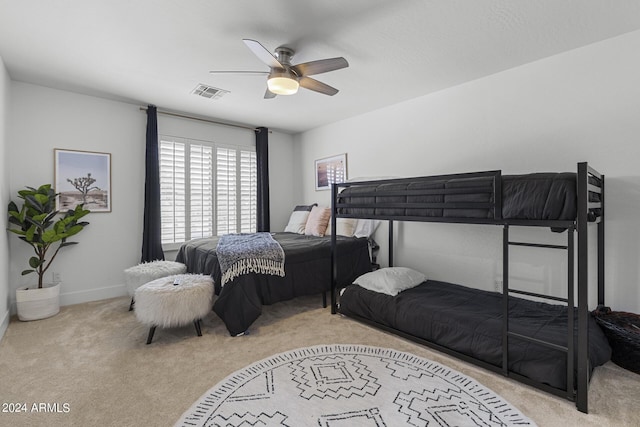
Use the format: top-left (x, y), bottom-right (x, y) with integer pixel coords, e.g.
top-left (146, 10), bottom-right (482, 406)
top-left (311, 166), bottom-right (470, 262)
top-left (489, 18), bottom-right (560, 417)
top-left (337, 172), bottom-right (601, 222)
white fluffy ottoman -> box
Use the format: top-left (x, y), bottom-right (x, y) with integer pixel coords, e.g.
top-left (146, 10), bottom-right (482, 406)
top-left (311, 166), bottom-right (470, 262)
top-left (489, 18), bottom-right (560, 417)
top-left (124, 260), bottom-right (187, 310)
top-left (134, 274), bottom-right (214, 344)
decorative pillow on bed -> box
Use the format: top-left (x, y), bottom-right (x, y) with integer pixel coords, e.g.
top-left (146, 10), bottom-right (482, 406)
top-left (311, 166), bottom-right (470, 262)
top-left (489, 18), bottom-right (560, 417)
top-left (353, 267), bottom-right (427, 296)
top-left (284, 204), bottom-right (317, 234)
top-left (304, 206), bottom-right (331, 237)
top-left (353, 219), bottom-right (380, 238)
top-left (325, 218), bottom-right (358, 237)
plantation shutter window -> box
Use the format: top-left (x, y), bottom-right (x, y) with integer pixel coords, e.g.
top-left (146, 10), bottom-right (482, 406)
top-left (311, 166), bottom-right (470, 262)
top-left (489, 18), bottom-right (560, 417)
top-left (159, 136), bottom-right (256, 246)
top-left (190, 144), bottom-right (214, 239)
top-left (159, 140), bottom-right (186, 245)
top-left (216, 147), bottom-right (237, 236)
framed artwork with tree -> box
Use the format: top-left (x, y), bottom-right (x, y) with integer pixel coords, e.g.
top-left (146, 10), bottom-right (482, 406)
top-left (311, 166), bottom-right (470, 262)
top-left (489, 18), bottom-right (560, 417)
top-left (54, 148), bottom-right (111, 212)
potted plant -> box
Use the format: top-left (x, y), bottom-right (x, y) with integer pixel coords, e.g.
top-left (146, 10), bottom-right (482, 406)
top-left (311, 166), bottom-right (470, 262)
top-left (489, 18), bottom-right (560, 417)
top-left (7, 184), bottom-right (90, 321)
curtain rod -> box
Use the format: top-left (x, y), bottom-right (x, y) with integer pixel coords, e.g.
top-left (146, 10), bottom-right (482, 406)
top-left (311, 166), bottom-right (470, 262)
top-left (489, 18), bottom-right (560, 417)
top-left (139, 107), bottom-right (269, 133)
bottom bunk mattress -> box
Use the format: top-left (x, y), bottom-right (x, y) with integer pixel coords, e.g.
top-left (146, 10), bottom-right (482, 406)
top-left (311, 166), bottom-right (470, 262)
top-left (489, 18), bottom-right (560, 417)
top-left (176, 232), bottom-right (372, 336)
top-left (339, 280), bottom-right (611, 390)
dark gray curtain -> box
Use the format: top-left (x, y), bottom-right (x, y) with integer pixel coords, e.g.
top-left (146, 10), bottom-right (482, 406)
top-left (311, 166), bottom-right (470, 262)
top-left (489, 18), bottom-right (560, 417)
top-left (256, 127), bottom-right (270, 232)
top-left (141, 105), bottom-right (165, 262)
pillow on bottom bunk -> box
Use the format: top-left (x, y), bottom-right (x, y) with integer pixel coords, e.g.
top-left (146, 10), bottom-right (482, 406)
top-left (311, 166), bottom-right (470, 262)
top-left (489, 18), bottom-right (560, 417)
top-left (305, 206), bottom-right (331, 237)
top-left (325, 218), bottom-right (358, 237)
top-left (354, 267), bottom-right (427, 296)
top-left (284, 204), bottom-right (317, 234)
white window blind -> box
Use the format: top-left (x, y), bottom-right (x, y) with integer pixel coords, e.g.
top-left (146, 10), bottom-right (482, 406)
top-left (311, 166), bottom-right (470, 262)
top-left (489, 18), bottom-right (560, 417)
top-left (216, 147), bottom-right (237, 235)
top-left (160, 140), bottom-right (186, 244)
top-left (159, 136), bottom-right (257, 245)
top-left (189, 144), bottom-right (214, 239)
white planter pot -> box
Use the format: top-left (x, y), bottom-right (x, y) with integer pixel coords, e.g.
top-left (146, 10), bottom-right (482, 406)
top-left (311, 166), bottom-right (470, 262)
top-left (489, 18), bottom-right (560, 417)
top-left (15, 283), bottom-right (61, 321)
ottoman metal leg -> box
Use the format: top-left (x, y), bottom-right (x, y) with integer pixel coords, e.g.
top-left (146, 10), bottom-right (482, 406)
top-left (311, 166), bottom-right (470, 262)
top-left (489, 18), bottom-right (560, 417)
top-left (146, 326), bottom-right (157, 345)
top-left (194, 319), bottom-right (202, 336)
top-left (129, 297), bottom-right (135, 311)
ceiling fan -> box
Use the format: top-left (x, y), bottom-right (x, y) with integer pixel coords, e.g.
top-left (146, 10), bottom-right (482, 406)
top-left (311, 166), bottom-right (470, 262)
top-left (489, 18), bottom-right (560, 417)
top-left (210, 39), bottom-right (349, 99)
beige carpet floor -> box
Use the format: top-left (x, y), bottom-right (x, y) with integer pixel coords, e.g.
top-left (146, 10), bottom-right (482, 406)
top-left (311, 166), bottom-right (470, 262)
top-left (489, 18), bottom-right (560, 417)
top-left (0, 295), bottom-right (638, 427)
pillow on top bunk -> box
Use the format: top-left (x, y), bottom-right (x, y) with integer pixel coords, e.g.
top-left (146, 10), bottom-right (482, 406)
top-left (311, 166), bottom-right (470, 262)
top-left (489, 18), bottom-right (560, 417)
top-left (284, 204), bottom-right (317, 234)
top-left (325, 218), bottom-right (358, 237)
top-left (354, 267), bottom-right (427, 296)
top-left (305, 206), bottom-right (331, 237)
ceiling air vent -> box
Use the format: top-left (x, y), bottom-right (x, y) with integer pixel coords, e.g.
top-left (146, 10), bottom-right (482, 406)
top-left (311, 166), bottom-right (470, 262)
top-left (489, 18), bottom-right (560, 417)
top-left (191, 84), bottom-right (229, 100)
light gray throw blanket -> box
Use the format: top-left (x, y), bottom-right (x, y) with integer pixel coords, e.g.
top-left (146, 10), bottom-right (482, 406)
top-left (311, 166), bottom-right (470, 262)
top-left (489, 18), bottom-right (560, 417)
top-left (216, 232), bottom-right (285, 286)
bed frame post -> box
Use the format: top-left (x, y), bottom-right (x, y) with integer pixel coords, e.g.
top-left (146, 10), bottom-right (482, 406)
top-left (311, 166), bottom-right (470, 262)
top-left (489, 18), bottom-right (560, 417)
top-left (502, 224), bottom-right (509, 376)
top-left (331, 183), bottom-right (339, 314)
top-left (598, 175), bottom-right (605, 306)
top-left (388, 220), bottom-right (394, 267)
top-left (576, 162), bottom-right (589, 413)
top-left (567, 225), bottom-right (575, 401)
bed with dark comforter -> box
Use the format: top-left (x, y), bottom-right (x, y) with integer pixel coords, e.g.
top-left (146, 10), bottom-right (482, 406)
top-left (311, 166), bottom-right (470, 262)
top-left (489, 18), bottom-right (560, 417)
top-left (176, 232), bottom-right (371, 336)
top-left (339, 280), bottom-right (611, 390)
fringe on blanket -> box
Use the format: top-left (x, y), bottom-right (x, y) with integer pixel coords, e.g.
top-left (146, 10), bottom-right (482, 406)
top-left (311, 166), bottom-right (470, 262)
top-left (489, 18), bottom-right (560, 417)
top-left (221, 258), bottom-right (286, 286)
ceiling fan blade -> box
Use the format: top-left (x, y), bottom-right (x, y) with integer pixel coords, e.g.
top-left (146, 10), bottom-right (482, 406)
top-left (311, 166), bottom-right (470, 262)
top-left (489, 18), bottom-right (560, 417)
top-left (264, 88), bottom-right (277, 99)
top-left (209, 70), bottom-right (269, 75)
top-left (292, 57), bottom-right (348, 76)
top-left (299, 77), bottom-right (339, 96)
top-left (243, 39), bottom-right (283, 69)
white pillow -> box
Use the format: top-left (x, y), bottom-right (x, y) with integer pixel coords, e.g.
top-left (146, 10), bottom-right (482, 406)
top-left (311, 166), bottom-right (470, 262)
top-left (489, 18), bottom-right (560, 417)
top-left (284, 204), bottom-right (316, 234)
top-left (325, 218), bottom-right (358, 237)
top-left (353, 267), bottom-right (427, 296)
top-left (353, 219), bottom-right (380, 238)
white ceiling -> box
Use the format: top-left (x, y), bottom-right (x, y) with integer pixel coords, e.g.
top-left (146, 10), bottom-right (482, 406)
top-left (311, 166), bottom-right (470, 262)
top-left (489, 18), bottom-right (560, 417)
top-left (2, 1), bottom-right (640, 134)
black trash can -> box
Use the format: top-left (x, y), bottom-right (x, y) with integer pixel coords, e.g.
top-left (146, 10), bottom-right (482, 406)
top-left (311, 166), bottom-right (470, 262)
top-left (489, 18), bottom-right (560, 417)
top-left (593, 306), bottom-right (640, 375)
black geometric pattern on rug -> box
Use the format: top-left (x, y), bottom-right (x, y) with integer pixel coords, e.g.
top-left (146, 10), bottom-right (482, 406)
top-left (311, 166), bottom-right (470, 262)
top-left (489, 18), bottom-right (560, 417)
top-left (176, 344), bottom-right (536, 427)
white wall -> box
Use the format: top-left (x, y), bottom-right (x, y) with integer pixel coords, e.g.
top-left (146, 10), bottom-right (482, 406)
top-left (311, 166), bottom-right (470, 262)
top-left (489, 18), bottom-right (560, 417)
top-left (268, 131), bottom-right (296, 232)
top-left (0, 56), bottom-right (10, 340)
top-left (296, 29), bottom-right (640, 313)
top-left (8, 83), bottom-right (147, 307)
top-left (7, 83), bottom-right (295, 311)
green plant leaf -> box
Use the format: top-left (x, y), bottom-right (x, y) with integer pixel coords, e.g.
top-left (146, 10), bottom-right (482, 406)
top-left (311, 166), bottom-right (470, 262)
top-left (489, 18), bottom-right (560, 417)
top-left (44, 211), bottom-right (58, 224)
top-left (8, 211), bottom-right (25, 225)
top-left (28, 256), bottom-right (42, 268)
top-left (37, 184), bottom-right (52, 193)
top-left (24, 216), bottom-right (43, 229)
top-left (33, 193), bottom-right (49, 205)
top-left (41, 229), bottom-right (61, 243)
top-left (32, 213), bottom-right (48, 222)
top-left (18, 189), bottom-right (35, 198)
top-left (21, 269), bottom-right (35, 276)
top-left (24, 195), bottom-right (45, 213)
top-left (65, 224), bottom-right (84, 237)
top-left (25, 224), bottom-right (36, 242)
top-left (8, 200), bottom-right (19, 213)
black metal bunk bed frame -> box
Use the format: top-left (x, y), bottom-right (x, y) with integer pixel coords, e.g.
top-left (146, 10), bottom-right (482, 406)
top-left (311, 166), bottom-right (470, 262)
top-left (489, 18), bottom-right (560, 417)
top-left (330, 162), bottom-right (604, 413)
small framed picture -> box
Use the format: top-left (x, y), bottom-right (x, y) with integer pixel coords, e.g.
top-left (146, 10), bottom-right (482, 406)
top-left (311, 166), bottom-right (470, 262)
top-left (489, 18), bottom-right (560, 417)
top-left (54, 149), bottom-right (112, 212)
top-left (315, 153), bottom-right (347, 191)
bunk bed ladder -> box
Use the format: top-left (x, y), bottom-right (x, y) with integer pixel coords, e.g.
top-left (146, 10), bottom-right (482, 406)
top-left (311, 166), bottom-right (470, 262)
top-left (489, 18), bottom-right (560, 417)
top-left (502, 224), bottom-right (576, 401)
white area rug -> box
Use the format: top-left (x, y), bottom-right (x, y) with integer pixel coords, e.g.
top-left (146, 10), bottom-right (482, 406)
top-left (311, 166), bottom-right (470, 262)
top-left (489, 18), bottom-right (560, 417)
top-left (176, 344), bottom-right (536, 426)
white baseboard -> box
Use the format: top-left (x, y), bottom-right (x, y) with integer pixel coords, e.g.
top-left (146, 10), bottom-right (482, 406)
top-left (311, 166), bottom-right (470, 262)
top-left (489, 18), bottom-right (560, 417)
top-left (59, 284), bottom-right (127, 306)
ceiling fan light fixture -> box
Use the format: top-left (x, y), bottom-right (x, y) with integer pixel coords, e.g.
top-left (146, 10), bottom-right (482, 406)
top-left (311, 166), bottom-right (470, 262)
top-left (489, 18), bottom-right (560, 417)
top-left (267, 75), bottom-right (299, 95)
